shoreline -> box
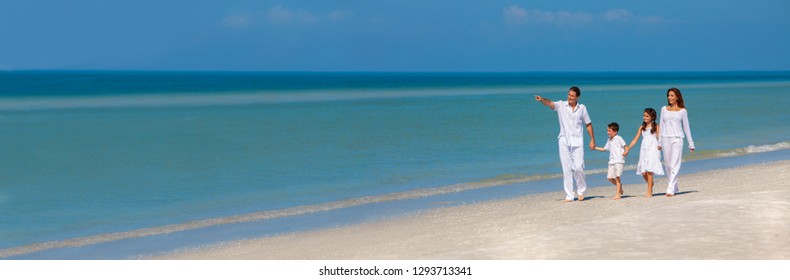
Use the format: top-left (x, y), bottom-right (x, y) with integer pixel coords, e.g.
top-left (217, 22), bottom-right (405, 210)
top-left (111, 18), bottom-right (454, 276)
top-left (3, 150), bottom-right (788, 259)
top-left (159, 159), bottom-right (790, 260)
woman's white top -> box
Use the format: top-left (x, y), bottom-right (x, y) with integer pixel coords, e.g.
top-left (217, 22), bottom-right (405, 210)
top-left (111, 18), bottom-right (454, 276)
top-left (659, 106), bottom-right (695, 149)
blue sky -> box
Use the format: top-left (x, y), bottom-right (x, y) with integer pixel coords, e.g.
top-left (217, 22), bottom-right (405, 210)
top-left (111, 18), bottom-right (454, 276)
top-left (1, 0), bottom-right (788, 71)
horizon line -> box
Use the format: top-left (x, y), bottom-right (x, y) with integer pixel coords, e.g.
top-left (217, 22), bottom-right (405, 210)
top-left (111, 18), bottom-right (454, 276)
top-left (2, 69), bottom-right (790, 74)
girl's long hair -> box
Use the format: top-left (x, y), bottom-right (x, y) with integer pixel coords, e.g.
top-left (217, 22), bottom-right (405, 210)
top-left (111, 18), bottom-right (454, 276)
top-left (641, 108), bottom-right (658, 134)
top-left (668, 87), bottom-right (686, 109)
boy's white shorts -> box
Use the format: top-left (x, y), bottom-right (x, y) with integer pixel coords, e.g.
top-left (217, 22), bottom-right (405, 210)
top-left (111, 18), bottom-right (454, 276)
top-left (607, 163), bottom-right (624, 179)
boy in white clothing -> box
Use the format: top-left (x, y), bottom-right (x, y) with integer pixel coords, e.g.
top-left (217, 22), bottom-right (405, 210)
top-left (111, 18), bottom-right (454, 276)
top-left (594, 122), bottom-right (626, 199)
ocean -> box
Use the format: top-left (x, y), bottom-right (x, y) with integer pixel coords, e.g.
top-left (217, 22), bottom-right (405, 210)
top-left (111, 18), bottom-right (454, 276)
top-left (1, 71), bottom-right (789, 259)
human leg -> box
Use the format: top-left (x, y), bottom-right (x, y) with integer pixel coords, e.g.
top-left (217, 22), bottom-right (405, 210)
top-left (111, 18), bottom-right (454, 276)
top-left (558, 142), bottom-right (575, 201)
top-left (664, 138), bottom-right (683, 195)
top-left (570, 146), bottom-right (587, 201)
top-left (614, 163), bottom-right (623, 196)
top-left (607, 165), bottom-right (621, 199)
top-left (642, 172), bottom-right (653, 197)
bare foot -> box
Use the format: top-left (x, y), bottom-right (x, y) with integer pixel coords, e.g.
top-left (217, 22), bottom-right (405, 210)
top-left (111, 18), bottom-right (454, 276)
top-left (645, 193), bottom-right (653, 198)
top-left (612, 195), bottom-right (621, 200)
top-left (666, 193), bottom-right (674, 197)
top-left (578, 195), bottom-right (585, 202)
top-left (563, 199), bottom-right (573, 203)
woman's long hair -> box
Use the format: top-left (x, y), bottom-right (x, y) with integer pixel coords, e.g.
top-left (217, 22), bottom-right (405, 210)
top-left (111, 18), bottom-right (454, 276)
top-left (668, 87), bottom-right (686, 109)
top-left (641, 108), bottom-right (657, 134)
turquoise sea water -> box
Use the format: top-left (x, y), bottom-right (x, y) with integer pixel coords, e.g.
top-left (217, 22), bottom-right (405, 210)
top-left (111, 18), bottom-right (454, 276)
top-left (1, 71), bottom-right (789, 258)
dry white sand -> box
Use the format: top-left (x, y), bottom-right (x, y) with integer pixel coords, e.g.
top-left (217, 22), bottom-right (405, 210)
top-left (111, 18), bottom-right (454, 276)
top-left (159, 160), bottom-right (790, 260)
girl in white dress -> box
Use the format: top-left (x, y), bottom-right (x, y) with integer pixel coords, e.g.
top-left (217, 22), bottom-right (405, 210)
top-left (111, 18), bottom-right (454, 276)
top-left (624, 108), bottom-right (664, 197)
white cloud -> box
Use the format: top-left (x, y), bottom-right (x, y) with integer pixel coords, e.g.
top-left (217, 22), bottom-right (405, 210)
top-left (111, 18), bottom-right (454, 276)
top-left (266, 5), bottom-right (295, 24)
top-left (504, 6), bottom-right (663, 26)
top-left (525, 9), bottom-right (554, 24)
top-left (504, 6), bottom-right (593, 26)
top-left (266, 5), bottom-right (317, 24)
top-left (223, 14), bottom-right (252, 28)
top-left (222, 6), bottom-right (350, 28)
top-left (503, 5), bottom-right (528, 25)
top-left (640, 15), bottom-right (666, 24)
top-left (604, 9), bottom-right (633, 22)
top-left (262, 5), bottom-right (341, 25)
top-left (553, 11), bottom-right (595, 25)
top-left (328, 10), bottom-right (350, 22)
top-left (296, 10), bottom-right (319, 24)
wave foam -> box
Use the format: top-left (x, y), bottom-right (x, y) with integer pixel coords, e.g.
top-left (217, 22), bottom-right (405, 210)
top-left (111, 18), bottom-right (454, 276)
top-left (713, 142), bottom-right (790, 157)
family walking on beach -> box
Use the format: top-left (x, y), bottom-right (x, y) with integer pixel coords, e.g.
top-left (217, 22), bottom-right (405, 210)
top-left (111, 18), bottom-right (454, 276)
top-left (535, 87), bottom-right (694, 202)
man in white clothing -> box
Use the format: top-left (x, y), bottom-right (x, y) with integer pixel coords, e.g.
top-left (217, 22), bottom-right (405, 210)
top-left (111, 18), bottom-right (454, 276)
top-left (535, 86), bottom-right (596, 202)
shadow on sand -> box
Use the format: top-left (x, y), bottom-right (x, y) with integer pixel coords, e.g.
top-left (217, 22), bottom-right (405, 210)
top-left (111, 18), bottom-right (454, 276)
top-left (653, 190), bottom-right (698, 197)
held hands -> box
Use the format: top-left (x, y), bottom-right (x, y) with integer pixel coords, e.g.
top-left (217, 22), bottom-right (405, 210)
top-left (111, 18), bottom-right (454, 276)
top-left (622, 148), bottom-right (629, 157)
top-left (589, 141), bottom-right (595, 150)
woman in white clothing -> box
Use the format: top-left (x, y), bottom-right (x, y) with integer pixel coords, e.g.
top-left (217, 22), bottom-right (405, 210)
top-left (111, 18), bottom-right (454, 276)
top-left (658, 88), bottom-right (695, 197)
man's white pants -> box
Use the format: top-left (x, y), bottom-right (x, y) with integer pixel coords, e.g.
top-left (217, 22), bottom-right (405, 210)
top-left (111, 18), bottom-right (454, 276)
top-left (661, 137), bottom-right (683, 195)
top-left (558, 140), bottom-right (587, 200)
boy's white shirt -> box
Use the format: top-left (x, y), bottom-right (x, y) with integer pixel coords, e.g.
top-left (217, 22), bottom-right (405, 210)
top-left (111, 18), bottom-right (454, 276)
top-left (603, 135), bottom-right (626, 164)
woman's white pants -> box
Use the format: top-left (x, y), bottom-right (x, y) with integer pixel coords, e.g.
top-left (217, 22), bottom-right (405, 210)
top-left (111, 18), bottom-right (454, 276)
top-left (661, 137), bottom-right (684, 195)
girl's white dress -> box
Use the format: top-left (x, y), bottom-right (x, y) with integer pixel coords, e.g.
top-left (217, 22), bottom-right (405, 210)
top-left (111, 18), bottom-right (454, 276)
top-left (636, 125), bottom-right (665, 175)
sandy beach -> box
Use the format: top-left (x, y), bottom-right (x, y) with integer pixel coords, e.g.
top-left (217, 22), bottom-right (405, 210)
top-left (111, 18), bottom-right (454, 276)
top-left (159, 160), bottom-right (789, 260)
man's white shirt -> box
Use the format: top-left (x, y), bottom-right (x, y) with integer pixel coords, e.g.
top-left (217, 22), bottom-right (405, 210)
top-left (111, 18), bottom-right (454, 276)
top-left (552, 100), bottom-right (591, 147)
